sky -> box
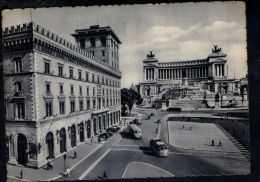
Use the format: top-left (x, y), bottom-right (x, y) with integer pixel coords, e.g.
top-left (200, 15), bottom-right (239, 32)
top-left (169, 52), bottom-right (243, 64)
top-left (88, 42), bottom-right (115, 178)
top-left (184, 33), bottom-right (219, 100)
top-left (2, 2), bottom-right (247, 88)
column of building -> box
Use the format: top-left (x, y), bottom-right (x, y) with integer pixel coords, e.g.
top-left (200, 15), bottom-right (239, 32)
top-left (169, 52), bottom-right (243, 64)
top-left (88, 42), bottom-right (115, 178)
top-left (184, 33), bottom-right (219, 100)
top-left (214, 64), bottom-right (225, 77)
top-left (157, 66), bottom-right (210, 80)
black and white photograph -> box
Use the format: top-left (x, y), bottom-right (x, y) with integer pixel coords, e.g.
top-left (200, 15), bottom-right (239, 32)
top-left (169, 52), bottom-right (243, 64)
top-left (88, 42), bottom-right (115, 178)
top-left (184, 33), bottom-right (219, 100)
top-left (2, 1), bottom-right (250, 181)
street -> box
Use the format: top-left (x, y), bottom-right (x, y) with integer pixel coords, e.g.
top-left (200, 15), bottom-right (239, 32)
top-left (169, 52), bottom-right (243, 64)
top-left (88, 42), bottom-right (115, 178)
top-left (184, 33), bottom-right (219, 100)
top-left (70, 106), bottom-right (250, 180)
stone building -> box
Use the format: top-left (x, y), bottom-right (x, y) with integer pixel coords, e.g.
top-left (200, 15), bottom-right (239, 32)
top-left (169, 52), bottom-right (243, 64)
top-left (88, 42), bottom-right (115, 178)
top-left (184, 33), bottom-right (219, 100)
top-left (3, 22), bottom-right (121, 168)
top-left (139, 47), bottom-right (240, 107)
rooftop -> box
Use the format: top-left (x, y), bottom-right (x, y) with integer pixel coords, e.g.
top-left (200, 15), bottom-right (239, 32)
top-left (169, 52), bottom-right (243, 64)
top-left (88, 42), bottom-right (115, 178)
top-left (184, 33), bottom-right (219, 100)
top-left (72, 25), bottom-right (121, 44)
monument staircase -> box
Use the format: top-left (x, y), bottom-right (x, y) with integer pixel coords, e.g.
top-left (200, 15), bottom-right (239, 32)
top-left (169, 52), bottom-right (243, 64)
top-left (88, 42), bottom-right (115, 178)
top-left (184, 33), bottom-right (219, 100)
top-left (169, 99), bottom-right (208, 111)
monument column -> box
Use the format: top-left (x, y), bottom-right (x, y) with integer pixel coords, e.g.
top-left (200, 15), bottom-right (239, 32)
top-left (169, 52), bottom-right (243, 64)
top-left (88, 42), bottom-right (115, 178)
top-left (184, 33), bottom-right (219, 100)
top-left (144, 68), bottom-right (146, 80)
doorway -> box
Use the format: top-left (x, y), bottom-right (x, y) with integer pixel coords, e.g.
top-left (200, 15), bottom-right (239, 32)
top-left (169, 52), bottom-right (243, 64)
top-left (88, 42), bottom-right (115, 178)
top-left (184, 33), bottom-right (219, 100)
top-left (46, 132), bottom-right (54, 159)
top-left (17, 134), bottom-right (28, 165)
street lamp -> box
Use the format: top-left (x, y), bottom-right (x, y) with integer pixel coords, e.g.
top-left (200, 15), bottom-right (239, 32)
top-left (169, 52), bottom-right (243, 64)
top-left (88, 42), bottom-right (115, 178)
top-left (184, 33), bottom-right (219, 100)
top-left (63, 154), bottom-right (67, 174)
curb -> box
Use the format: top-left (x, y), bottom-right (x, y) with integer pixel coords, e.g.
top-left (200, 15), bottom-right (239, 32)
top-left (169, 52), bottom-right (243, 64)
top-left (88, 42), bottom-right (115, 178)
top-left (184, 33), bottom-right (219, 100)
top-left (7, 176), bottom-right (29, 182)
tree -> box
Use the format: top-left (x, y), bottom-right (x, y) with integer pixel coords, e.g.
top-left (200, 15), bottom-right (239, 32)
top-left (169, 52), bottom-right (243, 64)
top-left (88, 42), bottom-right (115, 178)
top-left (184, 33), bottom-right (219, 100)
top-left (121, 87), bottom-right (142, 116)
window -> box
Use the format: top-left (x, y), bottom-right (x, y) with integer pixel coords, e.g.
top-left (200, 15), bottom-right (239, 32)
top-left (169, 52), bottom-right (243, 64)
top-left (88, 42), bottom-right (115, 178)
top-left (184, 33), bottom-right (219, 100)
top-left (102, 50), bottom-right (105, 56)
top-left (59, 101), bottom-right (65, 114)
top-left (70, 100), bottom-right (75, 113)
top-left (71, 85), bottom-right (74, 95)
top-left (15, 82), bottom-right (22, 92)
top-left (78, 70), bottom-right (82, 80)
top-left (93, 98), bottom-right (96, 109)
top-left (45, 102), bottom-right (52, 117)
top-left (93, 87), bottom-right (95, 96)
top-left (79, 39), bottom-right (85, 48)
top-left (92, 73), bottom-right (95, 83)
top-left (14, 58), bottom-right (22, 73)
top-left (86, 99), bottom-right (90, 110)
top-left (69, 67), bottom-right (74, 78)
top-left (79, 100), bottom-right (83, 111)
top-left (58, 65), bottom-right (63, 76)
top-left (98, 98), bottom-right (101, 109)
top-left (90, 51), bottom-right (94, 56)
top-left (101, 37), bottom-right (106, 46)
top-left (15, 103), bottom-right (25, 119)
top-left (44, 62), bottom-right (50, 74)
top-left (46, 83), bottom-right (51, 93)
top-left (86, 72), bottom-right (89, 82)
top-left (86, 86), bottom-right (89, 96)
top-left (79, 86), bottom-right (82, 95)
top-left (59, 84), bottom-right (64, 94)
top-left (90, 38), bottom-right (96, 47)
top-left (97, 75), bottom-right (100, 84)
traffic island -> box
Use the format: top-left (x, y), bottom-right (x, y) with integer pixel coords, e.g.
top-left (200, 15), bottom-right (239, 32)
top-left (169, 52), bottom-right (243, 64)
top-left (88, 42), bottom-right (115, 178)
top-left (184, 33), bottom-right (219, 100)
top-left (122, 162), bottom-right (174, 178)
top-left (168, 121), bottom-right (240, 152)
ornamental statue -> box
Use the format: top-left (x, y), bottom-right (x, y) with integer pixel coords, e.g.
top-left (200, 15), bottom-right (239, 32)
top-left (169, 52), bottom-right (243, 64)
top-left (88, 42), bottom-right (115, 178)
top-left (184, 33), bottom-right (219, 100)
top-left (147, 50), bottom-right (155, 58)
top-left (212, 45), bottom-right (222, 53)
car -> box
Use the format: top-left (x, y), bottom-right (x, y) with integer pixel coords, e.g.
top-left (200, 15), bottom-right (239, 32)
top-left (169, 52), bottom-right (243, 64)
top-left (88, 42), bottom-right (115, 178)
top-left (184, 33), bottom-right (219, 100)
top-left (149, 138), bottom-right (168, 157)
top-left (107, 127), bottom-right (117, 133)
top-left (99, 132), bottom-right (110, 140)
top-left (112, 126), bottom-right (120, 131)
top-left (107, 131), bottom-right (113, 136)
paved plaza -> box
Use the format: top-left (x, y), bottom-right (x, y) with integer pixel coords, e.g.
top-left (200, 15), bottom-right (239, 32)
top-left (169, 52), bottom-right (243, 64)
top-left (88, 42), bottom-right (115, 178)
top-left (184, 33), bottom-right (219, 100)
top-left (168, 121), bottom-right (240, 152)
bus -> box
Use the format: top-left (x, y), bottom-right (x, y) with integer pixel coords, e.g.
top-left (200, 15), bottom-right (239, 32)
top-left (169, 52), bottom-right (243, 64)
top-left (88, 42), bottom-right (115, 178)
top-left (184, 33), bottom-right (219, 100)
top-left (150, 138), bottom-right (169, 157)
top-left (129, 124), bottom-right (142, 139)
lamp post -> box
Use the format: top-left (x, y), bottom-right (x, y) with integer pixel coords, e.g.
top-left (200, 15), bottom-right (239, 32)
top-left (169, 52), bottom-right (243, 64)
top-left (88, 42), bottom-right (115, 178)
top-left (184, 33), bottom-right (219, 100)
top-left (63, 154), bottom-right (67, 174)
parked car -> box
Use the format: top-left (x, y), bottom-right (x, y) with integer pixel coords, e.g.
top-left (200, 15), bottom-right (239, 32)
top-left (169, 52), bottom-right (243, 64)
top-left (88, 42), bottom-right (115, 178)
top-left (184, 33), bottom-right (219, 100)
top-left (112, 126), bottom-right (120, 132)
top-left (99, 132), bottom-right (110, 140)
top-left (107, 131), bottom-right (113, 136)
top-left (107, 127), bottom-right (117, 133)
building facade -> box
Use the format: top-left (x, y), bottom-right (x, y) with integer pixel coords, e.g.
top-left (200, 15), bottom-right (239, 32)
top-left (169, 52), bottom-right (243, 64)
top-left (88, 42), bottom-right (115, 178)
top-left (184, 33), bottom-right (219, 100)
top-left (3, 22), bottom-right (121, 168)
top-left (139, 47), bottom-right (240, 106)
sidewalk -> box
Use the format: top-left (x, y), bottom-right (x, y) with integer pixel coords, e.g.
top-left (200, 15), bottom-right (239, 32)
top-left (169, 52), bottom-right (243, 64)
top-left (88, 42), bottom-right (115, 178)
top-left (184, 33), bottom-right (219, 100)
top-left (7, 136), bottom-right (104, 182)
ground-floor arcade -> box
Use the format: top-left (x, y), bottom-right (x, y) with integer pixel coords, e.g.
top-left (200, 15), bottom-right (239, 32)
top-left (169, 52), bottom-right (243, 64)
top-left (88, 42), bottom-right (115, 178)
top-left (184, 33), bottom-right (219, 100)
top-left (5, 110), bottom-right (121, 168)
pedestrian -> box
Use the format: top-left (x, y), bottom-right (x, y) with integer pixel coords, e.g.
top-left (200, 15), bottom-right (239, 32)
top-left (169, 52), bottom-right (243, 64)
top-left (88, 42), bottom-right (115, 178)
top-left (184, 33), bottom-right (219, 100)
top-left (49, 160), bottom-right (53, 170)
top-left (65, 166), bottom-right (70, 177)
top-left (74, 151), bottom-right (77, 159)
top-left (46, 160), bottom-right (51, 170)
top-left (98, 137), bottom-right (101, 143)
top-left (190, 126), bottom-right (191, 130)
top-left (218, 140), bottom-right (222, 147)
top-left (90, 137), bottom-right (93, 144)
top-left (20, 169), bottom-right (23, 179)
top-left (183, 125), bottom-right (185, 129)
top-left (211, 139), bottom-right (215, 146)
top-left (103, 171), bottom-right (107, 179)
